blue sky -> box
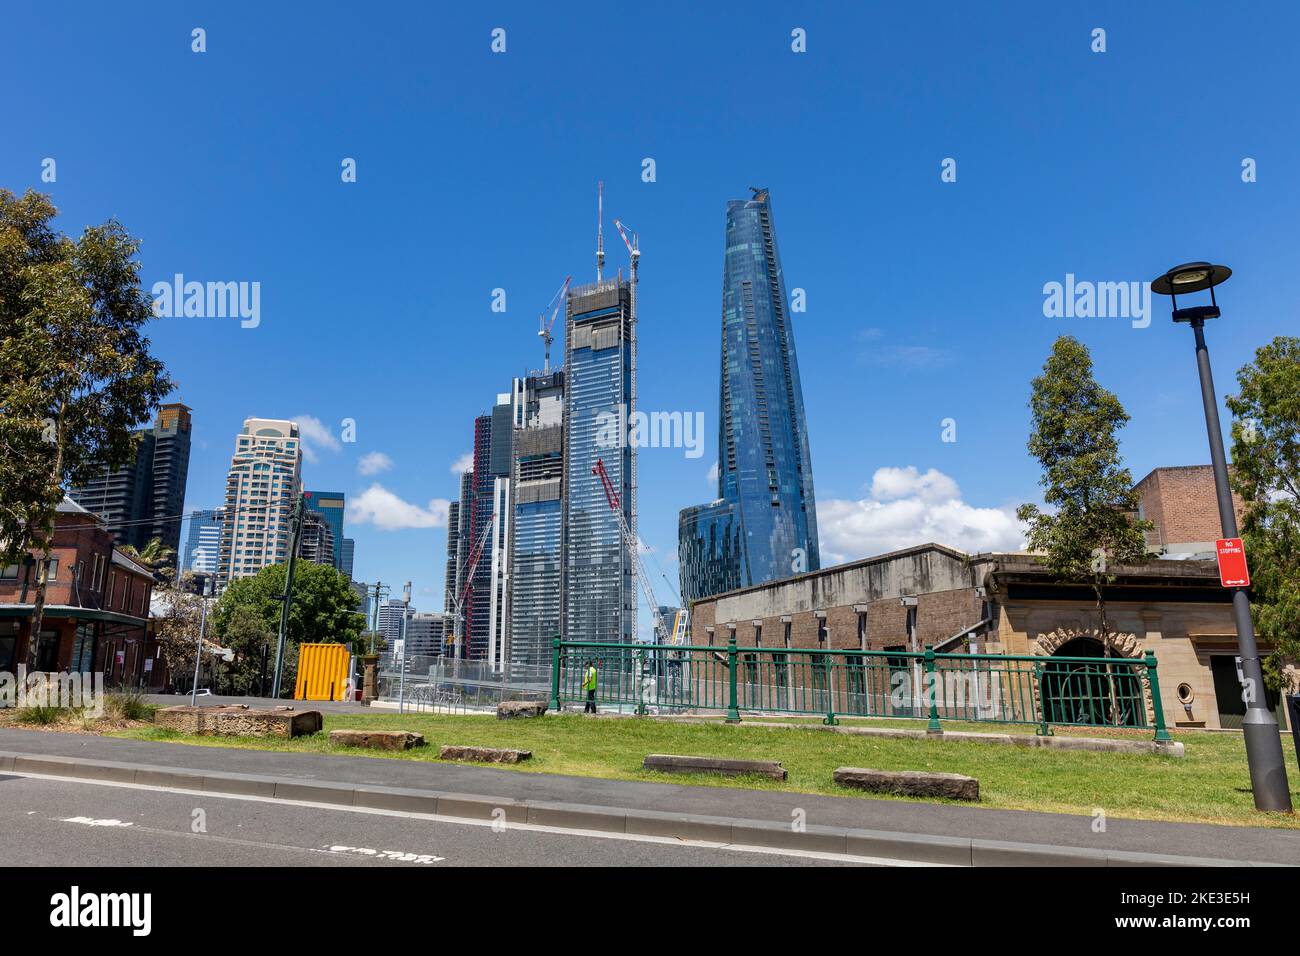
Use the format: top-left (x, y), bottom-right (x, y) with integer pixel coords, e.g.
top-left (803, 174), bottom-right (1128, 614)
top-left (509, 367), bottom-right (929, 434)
top-left (5, 1), bottom-right (1299, 615)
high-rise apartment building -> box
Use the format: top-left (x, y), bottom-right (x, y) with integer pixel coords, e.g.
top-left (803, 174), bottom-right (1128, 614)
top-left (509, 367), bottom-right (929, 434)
top-left (562, 276), bottom-right (635, 645)
top-left (297, 509), bottom-right (336, 567)
top-left (147, 403), bottom-right (193, 558)
top-left (679, 189), bottom-right (820, 604)
top-left (181, 508), bottom-right (224, 575)
top-left (508, 369), bottom-right (565, 672)
top-left (69, 402), bottom-right (193, 565)
top-left (218, 418), bottom-right (303, 582)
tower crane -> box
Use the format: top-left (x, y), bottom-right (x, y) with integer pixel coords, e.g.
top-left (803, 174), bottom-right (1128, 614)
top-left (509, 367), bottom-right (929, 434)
top-left (537, 275), bottom-right (572, 374)
top-left (592, 458), bottom-right (682, 645)
top-left (447, 514), bottom-right (496, 660)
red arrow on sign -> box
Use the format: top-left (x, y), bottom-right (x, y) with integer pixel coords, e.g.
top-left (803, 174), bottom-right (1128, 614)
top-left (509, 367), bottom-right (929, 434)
top-left (1215, 538), bottom-right (1251, 588)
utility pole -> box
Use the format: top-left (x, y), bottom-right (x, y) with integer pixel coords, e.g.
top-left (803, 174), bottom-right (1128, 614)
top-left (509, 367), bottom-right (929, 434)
top-left (271, 492), bottom-right (307, 699)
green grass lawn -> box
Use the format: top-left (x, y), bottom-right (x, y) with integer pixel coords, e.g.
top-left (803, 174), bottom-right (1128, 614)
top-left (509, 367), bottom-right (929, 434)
top-left (112, 712), bottom-right (1300, 830)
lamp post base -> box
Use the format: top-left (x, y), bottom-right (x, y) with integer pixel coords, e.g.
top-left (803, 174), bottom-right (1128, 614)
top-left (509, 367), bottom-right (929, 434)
top-left (1242, 710), bottom-right (1294, 813)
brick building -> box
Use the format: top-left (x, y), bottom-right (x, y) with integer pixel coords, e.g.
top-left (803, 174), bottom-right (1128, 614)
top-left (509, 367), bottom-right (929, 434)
top-left (1135, 465), bottom-right (1245, 556)
top-left (688, 542), bottom-right (1291, 731)
top-left (0, 499), bottom-right (161, 687)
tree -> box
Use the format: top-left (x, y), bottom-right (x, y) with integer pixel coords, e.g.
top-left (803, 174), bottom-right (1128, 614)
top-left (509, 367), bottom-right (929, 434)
top-left (219, 605), bottom-right (277, 696)
top-left (150, 581), bottom-right (207, 693)
top-left (1017, 337), bottom-right (1153, 687)
top-left (1226, 336), bottom-right (1300, 692)
top-left (120, 536), bottom-right (176, 573)
top-left (0, 189), bottom-right (172, 666)
top-left (213, 562), bottom-right (363, 695)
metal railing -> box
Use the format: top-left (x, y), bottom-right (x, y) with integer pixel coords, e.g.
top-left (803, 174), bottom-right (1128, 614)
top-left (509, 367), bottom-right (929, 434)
top-left (550, 637), bottom-right (1172, 741)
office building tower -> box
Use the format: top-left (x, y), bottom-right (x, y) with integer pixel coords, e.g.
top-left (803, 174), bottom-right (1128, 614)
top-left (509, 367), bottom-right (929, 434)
top-left (406, 612), bottom-right (446, 659)
top-left (297, 510), bottom-right (336, 567)
top-left (218, 418), bottom-right (303, 582)
top-left (562, 275), bottom-right (635, 645)
top-left (68, 402), bottom-right (192, 565)
top-left (181, 508), bottom-right (224, 575)
top-left (508, 369), bottom-right (565, 672)
top-left (377, 599), bottom-right (412, 645)
top-left (340, 537), bottom-right (355, 580)
top-left (679, 189), bottom-right (820, 603)
top-left (304, 491), bottom-right (346, 570)
top-left (147, 403), bottom-right (193, 560)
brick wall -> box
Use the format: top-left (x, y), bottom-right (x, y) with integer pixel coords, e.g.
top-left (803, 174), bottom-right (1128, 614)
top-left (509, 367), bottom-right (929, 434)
top-left (1135, 466), bottom-right (1245, 547)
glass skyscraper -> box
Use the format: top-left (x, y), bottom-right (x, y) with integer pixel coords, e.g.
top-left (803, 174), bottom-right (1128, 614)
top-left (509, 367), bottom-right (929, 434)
top-left (679, 188), bottom-right (820, 604)
top-left (563, 277), bottom-right (635, 645)
top-left (304, 490), bottom-right (346, 570)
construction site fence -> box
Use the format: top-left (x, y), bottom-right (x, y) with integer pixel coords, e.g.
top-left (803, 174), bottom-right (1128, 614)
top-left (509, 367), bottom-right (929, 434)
top-left (377, 656), bottom-right (551, 713)
top-left (551, 638), bottom-right (1172, 741)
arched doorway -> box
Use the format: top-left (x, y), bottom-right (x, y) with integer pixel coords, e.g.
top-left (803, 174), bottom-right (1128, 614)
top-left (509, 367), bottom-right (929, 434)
top-left (1040, 636), bottom-right (1144, 728)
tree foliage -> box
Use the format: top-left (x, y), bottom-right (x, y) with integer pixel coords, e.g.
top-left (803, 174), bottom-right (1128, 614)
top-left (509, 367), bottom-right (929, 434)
top-left (0, 189), bottom-right (173, 664)
top-left (1226, 336), bottom-right (1300, 691)
top-left (213, 562), bottom-right (363, 651)
top-left (1017, 336), bottom-right (1152, 647)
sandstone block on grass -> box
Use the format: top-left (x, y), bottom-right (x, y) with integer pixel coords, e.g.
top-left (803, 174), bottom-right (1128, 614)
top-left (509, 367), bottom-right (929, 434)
top-left (643, 754), bottom-right (788, 780)
top-left (833, 766), bottom-right (978, 801)
top-left (440, 745), bottom-right (532, 764)
top-left (497, 700), bottom-right (547, 719)
top-left (329, 729), bottom-right (425, 750)
top-left (156, 705), bottom-right (322, 738)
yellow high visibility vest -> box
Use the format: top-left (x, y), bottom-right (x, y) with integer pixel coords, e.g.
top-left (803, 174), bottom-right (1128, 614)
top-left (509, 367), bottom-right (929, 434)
top-left (584, 667), bottom-right (597, 691)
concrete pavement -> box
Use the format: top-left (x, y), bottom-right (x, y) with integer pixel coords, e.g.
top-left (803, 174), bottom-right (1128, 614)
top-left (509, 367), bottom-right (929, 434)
top-left (1, 728), bottom-right (1296, 865)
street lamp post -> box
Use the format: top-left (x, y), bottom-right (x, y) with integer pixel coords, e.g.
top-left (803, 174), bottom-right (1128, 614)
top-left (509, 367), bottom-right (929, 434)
top-left (1152, 261), bottom-right (1292, 812)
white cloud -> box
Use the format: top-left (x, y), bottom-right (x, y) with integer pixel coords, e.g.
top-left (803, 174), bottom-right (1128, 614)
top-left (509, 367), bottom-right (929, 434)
top-left (347, 484), bottom-right (449, 531)
top-left (706, 460), bottom-right (719, 486)
top-left (450, 452), bottom-right (473, 475)
top-left (295, 414), bottom-right (341, 464)
top-left (818, 466), bottom-right (1024, 564)
top-left (357, 451), bottom-right (393, 476)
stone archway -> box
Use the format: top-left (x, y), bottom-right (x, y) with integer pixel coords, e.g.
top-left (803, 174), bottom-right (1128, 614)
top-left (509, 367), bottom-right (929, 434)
top-left (1032, 626), bottom-right (1142, 659)
top-left (1032, 627), bottom-right (1151, 728)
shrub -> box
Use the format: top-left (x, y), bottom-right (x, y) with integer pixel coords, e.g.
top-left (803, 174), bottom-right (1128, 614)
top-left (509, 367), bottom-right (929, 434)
top-left (16, 704), bottom-right (67, 725)
top-left (106, 691), bottom-right (157, 722)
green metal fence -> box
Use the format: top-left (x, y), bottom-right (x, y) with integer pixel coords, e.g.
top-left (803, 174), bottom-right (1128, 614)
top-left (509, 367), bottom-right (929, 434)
top-left (550, 637), bottom-right (1171, 741)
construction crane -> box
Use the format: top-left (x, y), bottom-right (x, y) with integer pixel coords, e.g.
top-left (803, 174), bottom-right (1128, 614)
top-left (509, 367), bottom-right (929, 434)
top-left (592, 458), bottom-right (677, 645)
top-left (537, 275), bottom-right (572, 373)
top-left (612, 216), bottom-right (641, 645)
top-left (446, 514), bottom-right (495, 659)
top-left (595, 180), bottom-right (605, 282)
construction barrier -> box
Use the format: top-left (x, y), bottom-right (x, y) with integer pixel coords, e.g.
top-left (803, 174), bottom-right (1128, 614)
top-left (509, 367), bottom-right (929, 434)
top-left (295, 643), bottom-right (351, 701)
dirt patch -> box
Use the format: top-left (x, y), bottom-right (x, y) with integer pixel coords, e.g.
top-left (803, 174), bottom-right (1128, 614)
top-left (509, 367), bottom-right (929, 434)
top-left (0, 709), bottom-right (155, 734)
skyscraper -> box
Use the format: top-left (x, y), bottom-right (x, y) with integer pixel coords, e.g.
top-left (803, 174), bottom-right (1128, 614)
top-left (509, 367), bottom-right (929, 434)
top-left (218, 418), bottom-right (303, 582)
top-left (297, 509), bottom-right (336, 567)
top-left (147, 403), bottom-right (193, 559)
top-left (305, 491), bottom-right (346, 570)
top-left (562, 276), bottom-right (635, 645)
top-left (181, 508), bottom-right (224, 575)
top-left (340, 537), bottom-right (355, 579)
top-left (508, 369), bottom-right (565, 672)
top-left (68, 402), bottom-right (192, 565)
top-left (679, 189), bottom-right (820, 603)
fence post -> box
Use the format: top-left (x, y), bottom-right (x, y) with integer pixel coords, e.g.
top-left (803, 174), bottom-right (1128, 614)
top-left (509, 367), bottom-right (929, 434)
top-left (1144, 650), bottom-right (1173, 743)
top-left (923, 646), bottom-right (942, 734)
top-left (549, 636), bottom-right (561, 713)
top-left (725, 632), bottom-right (740, 723)
top-left (1033, 660), bottom-right (1052, 736)
top-left (823, 652), bottom-right (839, 726)
top-left (635, 647), bottom-right (646, 717)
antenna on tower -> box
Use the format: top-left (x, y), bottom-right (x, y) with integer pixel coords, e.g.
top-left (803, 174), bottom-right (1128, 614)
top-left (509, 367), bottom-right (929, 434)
top-left (596, 180), bottom-right (605, 282)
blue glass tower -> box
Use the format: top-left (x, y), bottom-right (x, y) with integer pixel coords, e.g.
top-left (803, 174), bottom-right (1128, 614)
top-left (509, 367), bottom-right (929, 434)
top-left (679, 189), bottom-right (820, 603)
top-left (305, 491), bottom-right (345, 570)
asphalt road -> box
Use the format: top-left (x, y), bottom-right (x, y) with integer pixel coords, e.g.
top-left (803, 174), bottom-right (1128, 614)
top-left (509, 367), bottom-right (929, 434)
top-left (0, 772), bottom-right (862, 867)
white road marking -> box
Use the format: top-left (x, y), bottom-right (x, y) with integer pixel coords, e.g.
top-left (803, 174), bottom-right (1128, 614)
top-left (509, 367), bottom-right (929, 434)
top-left (327, 845), bottom-right (443, 864)
top-left (59, 816), bottom-right (133, 827)
top-left (11, 770), bottom-right (941, 866)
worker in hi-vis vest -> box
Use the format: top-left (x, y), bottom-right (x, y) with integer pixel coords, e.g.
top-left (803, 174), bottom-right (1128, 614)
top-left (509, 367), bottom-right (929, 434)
top-left (583, 660), bottom-right (598, 714)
